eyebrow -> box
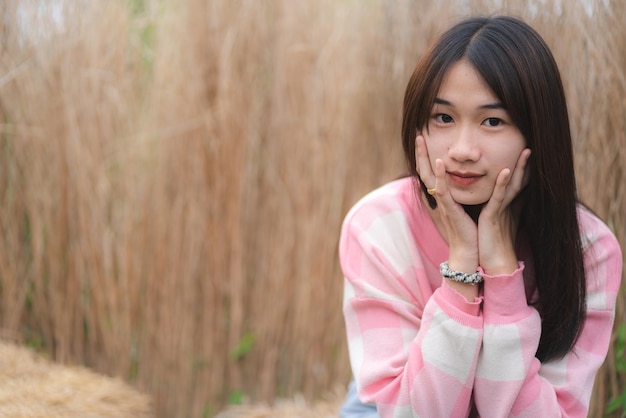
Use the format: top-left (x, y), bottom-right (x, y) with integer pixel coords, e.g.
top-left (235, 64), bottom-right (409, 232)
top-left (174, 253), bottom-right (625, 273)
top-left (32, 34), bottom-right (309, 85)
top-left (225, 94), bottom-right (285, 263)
top-left (434, 97), bottom-right (505, 110)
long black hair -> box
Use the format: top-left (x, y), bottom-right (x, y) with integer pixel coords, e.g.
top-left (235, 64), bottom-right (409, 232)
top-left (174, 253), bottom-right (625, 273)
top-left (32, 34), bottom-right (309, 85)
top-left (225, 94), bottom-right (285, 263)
top-left (401, 16), bottom-right (586, 362)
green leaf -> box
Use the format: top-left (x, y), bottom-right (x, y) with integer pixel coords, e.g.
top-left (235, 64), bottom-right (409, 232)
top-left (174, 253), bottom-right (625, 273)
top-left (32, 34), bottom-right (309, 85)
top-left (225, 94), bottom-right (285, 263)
top-left (228, 390), bottom-right (244, 405)
top-left (606, 391), bottom-right (626, 414)
top-left (229, 332), bottom-right (255, 360)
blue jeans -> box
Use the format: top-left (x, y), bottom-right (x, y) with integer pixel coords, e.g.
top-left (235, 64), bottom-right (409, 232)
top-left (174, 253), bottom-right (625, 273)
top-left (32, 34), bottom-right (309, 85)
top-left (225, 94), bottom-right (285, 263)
top-left (339, 380), bottom-right (379, 417)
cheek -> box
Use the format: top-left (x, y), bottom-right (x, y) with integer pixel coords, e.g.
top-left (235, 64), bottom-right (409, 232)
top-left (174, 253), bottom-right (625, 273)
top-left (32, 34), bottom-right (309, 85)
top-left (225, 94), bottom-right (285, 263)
top-left (500, 144), bottom-right (526, 171)
top-left (423, 137), bottom-right (445, 162)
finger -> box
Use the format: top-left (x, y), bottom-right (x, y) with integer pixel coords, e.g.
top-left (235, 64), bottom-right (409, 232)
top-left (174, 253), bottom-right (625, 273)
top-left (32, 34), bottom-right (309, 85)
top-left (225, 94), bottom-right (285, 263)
top-left (480, 168), bottom-right (511, 218)
top-left (434, 159), bottom-right (478, 239)
top-left (415, 134), bottom-right (435, 188)
top-left (490, 148), bottom-right (530, 210)
top-left (508, 148), bottom-right (532, 193)
top-left (492, 168), bottom-right (512, 207)
top-left (433, 158), bottom-right (453, 204)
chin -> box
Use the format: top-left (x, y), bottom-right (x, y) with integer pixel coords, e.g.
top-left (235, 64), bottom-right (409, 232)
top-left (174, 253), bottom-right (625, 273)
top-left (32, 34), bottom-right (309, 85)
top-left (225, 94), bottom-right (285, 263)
top-left (450, 192), bottom-right (489, 207)
top-left (456, 199), bottom-right (488, 206)
top-left (451, 193), bottom-right (488, 218)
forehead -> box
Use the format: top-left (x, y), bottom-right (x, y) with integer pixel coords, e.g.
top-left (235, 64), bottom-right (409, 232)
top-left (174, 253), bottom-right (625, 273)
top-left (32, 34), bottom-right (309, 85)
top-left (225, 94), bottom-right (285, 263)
top-left (435, 59), bottom-right (499, 105)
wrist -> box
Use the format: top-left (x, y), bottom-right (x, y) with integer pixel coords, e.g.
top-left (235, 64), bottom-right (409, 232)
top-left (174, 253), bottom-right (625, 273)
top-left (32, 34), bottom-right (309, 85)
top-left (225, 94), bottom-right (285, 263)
top-left (448, 253), bottom-right (478, 274)
top-left (440, 261), bottom-right (483, 285)
top-left (479, 235), bottom-right (517, 274)
top-left (448, 244), bottom-right (478, 267)
top-left (480, 254), bottom-right (518, 276)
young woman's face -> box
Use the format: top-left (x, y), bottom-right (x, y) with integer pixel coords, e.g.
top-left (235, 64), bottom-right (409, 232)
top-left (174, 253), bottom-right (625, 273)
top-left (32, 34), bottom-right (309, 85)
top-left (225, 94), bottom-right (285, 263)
top-left (423, 59), bottom-right (527, 206)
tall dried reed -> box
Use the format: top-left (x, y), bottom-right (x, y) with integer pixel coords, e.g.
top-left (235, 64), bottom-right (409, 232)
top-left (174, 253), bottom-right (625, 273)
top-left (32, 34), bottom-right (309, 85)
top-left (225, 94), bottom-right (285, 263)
top-left (0, 0), bottom-right (624, 416)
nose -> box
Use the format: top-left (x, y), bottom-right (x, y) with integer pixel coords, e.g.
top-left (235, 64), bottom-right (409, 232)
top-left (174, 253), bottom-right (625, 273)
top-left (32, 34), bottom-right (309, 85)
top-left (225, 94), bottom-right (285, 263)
top-left (448, 125), bottom-right (480, 162)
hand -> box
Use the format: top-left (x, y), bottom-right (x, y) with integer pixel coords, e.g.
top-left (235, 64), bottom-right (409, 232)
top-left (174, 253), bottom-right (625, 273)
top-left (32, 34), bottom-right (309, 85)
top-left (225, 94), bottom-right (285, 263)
top-left (415, 135), bottom-right (478, 273)
top-left (477, 148), bottom-right (532, 275)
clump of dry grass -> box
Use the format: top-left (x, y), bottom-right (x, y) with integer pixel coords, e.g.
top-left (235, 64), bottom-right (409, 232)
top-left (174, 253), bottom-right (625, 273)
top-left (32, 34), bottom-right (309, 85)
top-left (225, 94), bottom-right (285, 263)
top-left (0, 341), bottom-right (152, 417)
top-left (0, 0), bottom-right (624, 417)
top-left (215, 388), bottom-right (344, 418)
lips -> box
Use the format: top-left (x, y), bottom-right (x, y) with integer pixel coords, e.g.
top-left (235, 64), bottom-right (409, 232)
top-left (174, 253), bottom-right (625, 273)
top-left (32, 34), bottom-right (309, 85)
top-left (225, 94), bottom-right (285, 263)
top-left (447, 171), bottom-right (484, 186)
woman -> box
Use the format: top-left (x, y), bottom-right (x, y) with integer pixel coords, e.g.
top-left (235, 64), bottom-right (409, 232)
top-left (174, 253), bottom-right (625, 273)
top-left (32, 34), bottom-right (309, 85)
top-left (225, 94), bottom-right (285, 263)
top-left (339, 16), bottom-right (622, 417)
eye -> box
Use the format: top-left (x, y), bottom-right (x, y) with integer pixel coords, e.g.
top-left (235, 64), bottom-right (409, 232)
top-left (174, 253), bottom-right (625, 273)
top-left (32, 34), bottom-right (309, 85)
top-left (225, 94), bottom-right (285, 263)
top-left (434, 113), bottom-right (453, 124)
top-left (483, 117), bottom-right (503, 127)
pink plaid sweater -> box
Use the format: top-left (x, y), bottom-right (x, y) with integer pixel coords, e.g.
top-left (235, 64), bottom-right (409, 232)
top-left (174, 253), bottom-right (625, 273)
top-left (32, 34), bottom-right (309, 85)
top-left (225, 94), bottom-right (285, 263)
top-left (340, 177), bottom-right (622, 417)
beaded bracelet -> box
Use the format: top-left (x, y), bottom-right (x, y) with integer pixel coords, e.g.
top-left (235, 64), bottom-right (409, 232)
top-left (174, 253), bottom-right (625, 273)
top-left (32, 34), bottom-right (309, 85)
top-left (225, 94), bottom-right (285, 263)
top-left (439, 261), bottom-right (483, 285)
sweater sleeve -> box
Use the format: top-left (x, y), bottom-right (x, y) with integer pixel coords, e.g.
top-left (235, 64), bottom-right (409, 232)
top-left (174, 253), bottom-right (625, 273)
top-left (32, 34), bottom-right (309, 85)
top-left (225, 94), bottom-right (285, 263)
top-left (340, 203), bottom-right (484, 417)
top-left (473, 211), bottom-right (623, 418)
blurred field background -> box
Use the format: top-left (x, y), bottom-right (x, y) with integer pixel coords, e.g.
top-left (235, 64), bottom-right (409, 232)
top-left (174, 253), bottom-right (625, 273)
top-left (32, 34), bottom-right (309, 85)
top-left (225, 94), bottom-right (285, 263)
top-left (0, 0), bottom-right (624, 417)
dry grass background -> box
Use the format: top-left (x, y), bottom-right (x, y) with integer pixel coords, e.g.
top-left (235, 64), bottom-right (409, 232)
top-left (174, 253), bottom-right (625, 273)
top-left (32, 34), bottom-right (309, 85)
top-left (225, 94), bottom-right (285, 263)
top-left (0, 0), bottom-right (624, 417)
top-left (0, 341), bottom-right (152, 417)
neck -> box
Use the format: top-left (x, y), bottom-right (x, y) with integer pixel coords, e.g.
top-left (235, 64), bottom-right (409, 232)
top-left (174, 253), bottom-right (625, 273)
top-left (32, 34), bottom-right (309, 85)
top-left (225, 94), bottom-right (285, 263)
top-left (462, 204), bottom-right (484, 224)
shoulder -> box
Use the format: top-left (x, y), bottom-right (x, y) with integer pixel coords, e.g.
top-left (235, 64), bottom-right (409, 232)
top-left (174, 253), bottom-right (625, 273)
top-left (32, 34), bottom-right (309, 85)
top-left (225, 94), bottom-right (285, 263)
top-left (577, 205), bottom-right (623, 301)
top-left (341, 177), bottom-right (418, 233)
top-left (339, 177), bottom-right (421, 263)
top-left (577, 205), bottom-right (621, 254)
